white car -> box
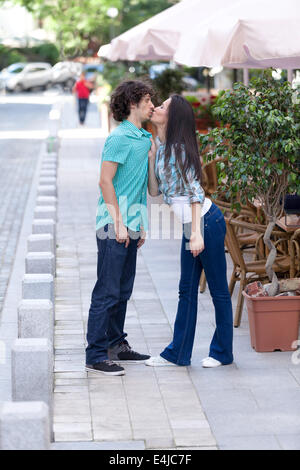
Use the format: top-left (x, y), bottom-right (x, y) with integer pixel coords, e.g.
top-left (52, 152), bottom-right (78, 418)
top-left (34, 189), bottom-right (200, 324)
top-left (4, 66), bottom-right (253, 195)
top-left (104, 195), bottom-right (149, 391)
top-left (2, 62), bottom-right (53, 92)
top-left (51, 61), bottom-right (83, 88)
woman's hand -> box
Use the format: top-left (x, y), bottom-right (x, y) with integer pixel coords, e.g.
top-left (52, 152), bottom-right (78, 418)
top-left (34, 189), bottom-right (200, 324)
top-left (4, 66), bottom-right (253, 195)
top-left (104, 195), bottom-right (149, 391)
top-left (115, 222), bottom-right (130, 248)
top-left (148, 138), bottom-right (156, 162)
top-left (190, 232), bottom-right (204, 257)
top-left (137, 228), bottom-right (146, 249)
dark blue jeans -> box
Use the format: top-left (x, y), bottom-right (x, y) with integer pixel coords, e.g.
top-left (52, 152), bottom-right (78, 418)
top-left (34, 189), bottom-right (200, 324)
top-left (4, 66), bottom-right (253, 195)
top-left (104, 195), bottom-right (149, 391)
top-left (160, 203), bottom-right (233, 366)
top-left (86, 227), bottom-right (139, 364)
top-left (78, 98), bottom-right (89, 124)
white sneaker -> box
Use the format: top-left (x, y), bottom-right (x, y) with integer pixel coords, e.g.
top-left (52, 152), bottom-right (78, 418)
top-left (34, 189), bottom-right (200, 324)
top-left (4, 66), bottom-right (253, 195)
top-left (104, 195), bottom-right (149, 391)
top-left (202, 357), bottom-right (222, 368)
top-left (145, 356), bottom-right (176, 367)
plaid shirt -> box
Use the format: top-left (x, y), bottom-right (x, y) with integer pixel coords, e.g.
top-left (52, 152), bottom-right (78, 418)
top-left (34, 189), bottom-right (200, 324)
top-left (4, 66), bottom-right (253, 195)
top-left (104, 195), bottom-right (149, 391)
top-left (154, 142), bottom-right (205, 205)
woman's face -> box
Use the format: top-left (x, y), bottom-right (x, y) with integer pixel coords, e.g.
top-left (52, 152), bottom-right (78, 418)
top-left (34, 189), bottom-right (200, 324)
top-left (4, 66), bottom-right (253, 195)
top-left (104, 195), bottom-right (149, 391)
top-left (151, 98), bottom-right (171, 126)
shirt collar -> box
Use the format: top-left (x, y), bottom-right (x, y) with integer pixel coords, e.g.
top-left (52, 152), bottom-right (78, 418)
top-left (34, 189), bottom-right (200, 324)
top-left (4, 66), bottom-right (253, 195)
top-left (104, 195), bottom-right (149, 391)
top-left (122, 120), bottom-right (152, 138)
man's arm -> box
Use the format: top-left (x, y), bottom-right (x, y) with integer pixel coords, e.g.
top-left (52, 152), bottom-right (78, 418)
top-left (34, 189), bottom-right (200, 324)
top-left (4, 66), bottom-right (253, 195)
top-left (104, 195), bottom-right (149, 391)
top-left (100, 161), bottom-right (130, 247)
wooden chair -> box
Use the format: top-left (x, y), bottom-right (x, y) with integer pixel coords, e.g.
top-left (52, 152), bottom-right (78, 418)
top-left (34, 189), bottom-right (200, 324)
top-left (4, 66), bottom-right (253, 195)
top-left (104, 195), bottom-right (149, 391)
top-left (199, 202), bottom-right (266, 294)
top-left (225, 216), bottom-right (291, 327)
top-left (290, 229), bottom-right (300, 278)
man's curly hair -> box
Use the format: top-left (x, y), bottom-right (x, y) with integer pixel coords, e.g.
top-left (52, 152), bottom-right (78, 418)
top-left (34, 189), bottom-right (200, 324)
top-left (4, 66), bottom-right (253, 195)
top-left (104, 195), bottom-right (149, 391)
top-left (110, 80), bottom-right (154, 122)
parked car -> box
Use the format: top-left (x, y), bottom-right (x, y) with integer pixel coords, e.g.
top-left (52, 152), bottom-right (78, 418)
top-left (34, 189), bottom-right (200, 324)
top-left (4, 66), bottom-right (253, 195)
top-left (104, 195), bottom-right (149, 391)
top-left (52, 61), bottom-right (83, 88)
top-left (0, 63), bottom-right (25, 91)
top-left (1, 62), bottom-right (53, 92)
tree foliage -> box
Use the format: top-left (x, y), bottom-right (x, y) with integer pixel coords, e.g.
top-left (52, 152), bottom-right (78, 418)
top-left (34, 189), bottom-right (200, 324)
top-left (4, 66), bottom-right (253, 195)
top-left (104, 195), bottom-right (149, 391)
top-left (199, 70), bottom-right (300, 294)
top-left (1, 0), bottom-right (178, 58)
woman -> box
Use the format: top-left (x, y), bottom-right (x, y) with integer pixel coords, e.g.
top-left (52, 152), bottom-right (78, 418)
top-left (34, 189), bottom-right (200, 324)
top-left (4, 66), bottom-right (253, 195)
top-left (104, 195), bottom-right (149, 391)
top-left (145, 94), bottom-right (233, 368)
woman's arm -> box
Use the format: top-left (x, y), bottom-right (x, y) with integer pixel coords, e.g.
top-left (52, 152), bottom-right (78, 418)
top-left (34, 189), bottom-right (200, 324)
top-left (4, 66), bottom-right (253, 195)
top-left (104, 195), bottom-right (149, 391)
top-left (148, 138), bottom-right (160, 197)
top-left (190, 202), bottom-right (205, 257)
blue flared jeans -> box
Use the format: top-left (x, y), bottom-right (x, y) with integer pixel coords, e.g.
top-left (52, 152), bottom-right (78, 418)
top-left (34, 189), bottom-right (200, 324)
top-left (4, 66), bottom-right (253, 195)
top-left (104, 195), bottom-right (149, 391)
top-left (160, 203), bottom-right (234, 366)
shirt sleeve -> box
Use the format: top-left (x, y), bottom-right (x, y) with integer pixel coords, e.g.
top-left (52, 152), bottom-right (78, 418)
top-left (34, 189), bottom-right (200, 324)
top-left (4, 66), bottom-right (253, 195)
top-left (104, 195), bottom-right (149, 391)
top-left (102, 134), bottom-right (132, 165)
top-left (183, 168), bottom-right (205, 204)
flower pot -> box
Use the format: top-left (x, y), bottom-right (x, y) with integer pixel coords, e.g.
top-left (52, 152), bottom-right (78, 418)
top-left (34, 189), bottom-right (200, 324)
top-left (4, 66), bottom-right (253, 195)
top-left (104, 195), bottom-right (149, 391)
top-left (242, 291), bottom-right (300, 352)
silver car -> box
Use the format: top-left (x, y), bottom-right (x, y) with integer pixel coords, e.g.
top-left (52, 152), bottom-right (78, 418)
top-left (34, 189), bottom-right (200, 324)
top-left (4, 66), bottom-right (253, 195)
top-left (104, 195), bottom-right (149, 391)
top-left (1, 62), bottom-right (53, 92)
top-left (52, 61), bottom-right (83, 88)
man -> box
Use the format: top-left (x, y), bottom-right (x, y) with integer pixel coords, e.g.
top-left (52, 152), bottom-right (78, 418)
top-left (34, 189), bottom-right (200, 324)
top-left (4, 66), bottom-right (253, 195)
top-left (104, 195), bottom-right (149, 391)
top-left (85, 80), bottom-right (155, 376)
top-left (72, 72), bottom-right (93, 125)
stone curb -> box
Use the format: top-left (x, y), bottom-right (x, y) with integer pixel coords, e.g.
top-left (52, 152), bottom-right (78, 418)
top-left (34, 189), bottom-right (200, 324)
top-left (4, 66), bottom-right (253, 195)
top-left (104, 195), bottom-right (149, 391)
top-left (2, 121), bottom-right (60, 450)
top-left (18, 299), bottom-right (54, 344)
top-left (0, 401), bottom-right (50, 450)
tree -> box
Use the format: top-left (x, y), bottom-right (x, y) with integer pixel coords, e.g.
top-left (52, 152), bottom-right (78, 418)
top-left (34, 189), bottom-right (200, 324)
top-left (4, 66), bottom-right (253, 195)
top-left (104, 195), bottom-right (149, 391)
top-left (0, 0), bottom-right (178, 58)
top-left (199, 70), bottom-right (300, 296)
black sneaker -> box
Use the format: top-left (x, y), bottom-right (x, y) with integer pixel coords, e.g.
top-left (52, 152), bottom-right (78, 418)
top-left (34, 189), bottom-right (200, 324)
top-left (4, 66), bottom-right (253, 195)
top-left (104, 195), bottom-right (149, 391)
top-left (108, 341), bottom-right (150, 363)
top-left (85, 360), bottom-right (125, 376)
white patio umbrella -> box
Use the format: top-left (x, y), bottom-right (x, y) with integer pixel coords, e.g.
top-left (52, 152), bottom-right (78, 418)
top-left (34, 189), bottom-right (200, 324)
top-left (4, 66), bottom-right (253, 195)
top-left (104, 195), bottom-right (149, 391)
top-left (98, 0), bottom-right (242, 62)
top-left (174, 0), bottom-right (300, 71)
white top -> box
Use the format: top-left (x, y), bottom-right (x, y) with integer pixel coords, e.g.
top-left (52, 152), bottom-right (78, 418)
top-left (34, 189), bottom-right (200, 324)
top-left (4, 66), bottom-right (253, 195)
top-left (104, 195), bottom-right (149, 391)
top-left (170, 196), bottom-right (212, 224)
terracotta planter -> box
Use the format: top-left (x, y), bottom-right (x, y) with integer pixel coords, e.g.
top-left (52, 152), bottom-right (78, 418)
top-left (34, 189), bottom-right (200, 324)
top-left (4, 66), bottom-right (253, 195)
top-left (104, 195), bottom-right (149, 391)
top-left (243, 291), bottom-right (300, 352)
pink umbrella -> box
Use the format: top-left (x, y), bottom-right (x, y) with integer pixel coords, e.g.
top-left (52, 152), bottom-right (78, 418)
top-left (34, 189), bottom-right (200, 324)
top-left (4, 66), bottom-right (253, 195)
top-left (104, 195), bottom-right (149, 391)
top-left (174, 0), bottom-right (300, 71)
top-left (99, 0), bottom-right (242, 61)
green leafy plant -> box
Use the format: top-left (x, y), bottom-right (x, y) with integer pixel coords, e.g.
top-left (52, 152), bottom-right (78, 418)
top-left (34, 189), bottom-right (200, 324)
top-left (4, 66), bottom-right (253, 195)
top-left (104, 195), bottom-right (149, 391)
top-left (198, 70), bottom-right (300, 295)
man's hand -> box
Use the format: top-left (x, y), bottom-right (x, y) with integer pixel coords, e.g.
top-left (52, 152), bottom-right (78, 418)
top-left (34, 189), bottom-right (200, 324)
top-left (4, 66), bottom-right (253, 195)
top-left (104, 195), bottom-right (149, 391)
top-left (137, 228), bottom-right (146, 249)
top-left (190, 232), bottom-right (204, 257)
top-left (115, 222), bottom-right (130, 248)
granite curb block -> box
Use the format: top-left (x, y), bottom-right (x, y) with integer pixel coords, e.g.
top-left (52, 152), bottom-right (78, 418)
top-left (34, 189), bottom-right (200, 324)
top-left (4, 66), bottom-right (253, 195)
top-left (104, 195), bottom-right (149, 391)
top-left (32, 219), bottom-right (56, 246)
top-left (46, 152), bottom-right (58, 160)
top-left (25, 252), bottom-right (55, 275)
top-left (22, 273), bottom-right (54, 303)
top-left (18, 299), bottom-right (54, 344)
top-left (0, 401), bottom-right (50, 450)
top-left (37, 185), bottom-right (57, 197)
top-left (36, 196), bottom-right (58, 207)
top-left (42, 155), bottom-right (57, 163)
top-left (39, 177), bottom-right (57, 186)
top-left (34, 205), bottom-right (57, 222)
top-left (40, 170), bottom-right (57, 178)
top-left (11, 339), bottom-right (53, 417)
top-left (27, 233), bottom-right (55, 253)
top-left (42, 156), bottom-right (57, 164)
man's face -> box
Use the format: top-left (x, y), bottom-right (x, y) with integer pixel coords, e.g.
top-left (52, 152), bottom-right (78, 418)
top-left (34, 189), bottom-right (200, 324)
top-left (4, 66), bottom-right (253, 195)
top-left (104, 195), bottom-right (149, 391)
top-left (135, 94), bottom-right (154, 122)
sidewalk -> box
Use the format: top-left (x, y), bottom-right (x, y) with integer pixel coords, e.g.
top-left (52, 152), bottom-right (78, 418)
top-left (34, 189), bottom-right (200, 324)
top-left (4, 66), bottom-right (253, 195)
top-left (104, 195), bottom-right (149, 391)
top-left (53, 98), bottom-right (300, 450)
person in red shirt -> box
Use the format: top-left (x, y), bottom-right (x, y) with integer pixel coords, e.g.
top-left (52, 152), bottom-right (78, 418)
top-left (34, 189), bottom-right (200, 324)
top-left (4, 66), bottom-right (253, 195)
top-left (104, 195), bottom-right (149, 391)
top-left (73, 72), bottom-right (94, 125)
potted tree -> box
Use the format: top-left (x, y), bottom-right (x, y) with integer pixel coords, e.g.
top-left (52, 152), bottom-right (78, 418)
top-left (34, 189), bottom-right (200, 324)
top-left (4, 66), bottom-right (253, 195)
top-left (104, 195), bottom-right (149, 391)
top-left (198, 70), bottom-right (300, 351)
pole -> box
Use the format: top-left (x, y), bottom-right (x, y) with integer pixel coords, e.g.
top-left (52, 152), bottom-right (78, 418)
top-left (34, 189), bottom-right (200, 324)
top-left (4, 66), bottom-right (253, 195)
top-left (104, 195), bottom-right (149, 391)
top-left (243, 68), bottom-right (249, 86)
top-left (287, 69), bottom-right (293, 83)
